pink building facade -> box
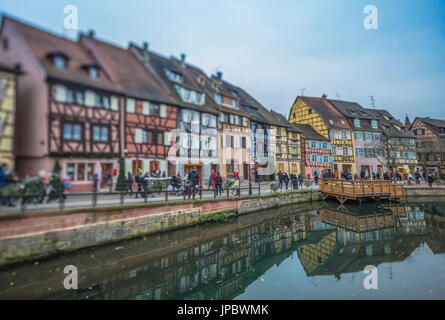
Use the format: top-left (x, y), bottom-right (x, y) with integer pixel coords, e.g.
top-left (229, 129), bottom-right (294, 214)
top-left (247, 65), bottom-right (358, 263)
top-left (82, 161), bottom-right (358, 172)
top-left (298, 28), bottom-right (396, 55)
top-left (354, 131), bottom-right (386, 177)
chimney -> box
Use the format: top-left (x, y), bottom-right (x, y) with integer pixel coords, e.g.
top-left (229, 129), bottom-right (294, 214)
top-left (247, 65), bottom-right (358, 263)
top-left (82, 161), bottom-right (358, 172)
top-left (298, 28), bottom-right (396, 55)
top-left (180, 53), bottom-right (186, 66)
top-left (405, 114), bottom-right (411, 128)
top-left (216, 71), bottom-right (223, 81)
top-left (322, 93), bottom-right (327, 100)
top-left (87, 29), bottom-right (95, 38)
top-left (143, 42), bottom-right (149, 51)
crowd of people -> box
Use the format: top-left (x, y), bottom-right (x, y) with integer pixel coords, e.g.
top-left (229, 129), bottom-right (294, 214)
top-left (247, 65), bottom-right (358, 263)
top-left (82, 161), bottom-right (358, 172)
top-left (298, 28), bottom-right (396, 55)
top-left (1, 160), bottom-right (443, 208)
top-left (0, 163), bottom-right (66, 207)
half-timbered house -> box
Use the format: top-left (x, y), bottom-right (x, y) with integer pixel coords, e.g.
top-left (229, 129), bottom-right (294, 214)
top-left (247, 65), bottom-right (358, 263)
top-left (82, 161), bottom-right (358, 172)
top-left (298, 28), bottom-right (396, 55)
top-left (366, 109), bottom-right (417, 176)
top-left (409, 117), bottom-right (445, 176)
top-left (236, 88), bottom-right (276, 181)
top-left (0, 64), bottom-right (20, 169)
top-left (0, 16), bottom-right (124, 191)
top-left (130, 45), bottom-right (219, 183)
top-left (269, 111), bottom-right (302, 176)
top-left (292, 123), bottom-right (332, 179)
top-left (289, 95), bottom-right (355, 176)
top-left (186, 69), bottom-right (251, 181)
top-left (82, 37), bottom-right (178, 177)
top-left (328, 100), bottom-right (385, 177)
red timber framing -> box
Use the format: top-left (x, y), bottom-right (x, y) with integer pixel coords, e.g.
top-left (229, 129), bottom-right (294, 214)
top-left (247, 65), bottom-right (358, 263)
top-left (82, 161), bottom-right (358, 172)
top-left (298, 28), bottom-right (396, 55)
top-left (48, 83), bottom-right (121, 156)
top-left (125, 99), bottom-right (178, 159)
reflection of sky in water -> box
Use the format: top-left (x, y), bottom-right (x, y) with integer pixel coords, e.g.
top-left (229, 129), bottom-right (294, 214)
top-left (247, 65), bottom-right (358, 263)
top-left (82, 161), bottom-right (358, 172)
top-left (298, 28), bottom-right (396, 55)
top-left (236, 245), bottom-right (445, 300)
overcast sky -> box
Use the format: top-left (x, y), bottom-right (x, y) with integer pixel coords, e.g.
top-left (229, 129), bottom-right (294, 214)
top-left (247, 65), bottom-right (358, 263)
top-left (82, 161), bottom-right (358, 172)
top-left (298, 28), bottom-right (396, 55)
top-left (2, 0), bottom-right (444, 121)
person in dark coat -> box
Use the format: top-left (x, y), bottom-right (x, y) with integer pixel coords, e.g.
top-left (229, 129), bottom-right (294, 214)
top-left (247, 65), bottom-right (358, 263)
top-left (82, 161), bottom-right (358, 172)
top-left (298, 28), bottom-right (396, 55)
top-left (135, 170), bottom-right (144, 198)
top-left (298, 173), bottom-right (303, 187)
top-left (283, 173), bottom-right (289, 190)
top-left (215, 172), bottom-right (223, 196)
top-left (415, 169), bottom-right (421, 185)
top-left (278, 171), bottom-right (283, 190)
top-left (187, 167), bottom-right (199, 200)
top-left (427, 173), bottom-right (434, 187)
top-left (126, 172), bottom-right (133, 195)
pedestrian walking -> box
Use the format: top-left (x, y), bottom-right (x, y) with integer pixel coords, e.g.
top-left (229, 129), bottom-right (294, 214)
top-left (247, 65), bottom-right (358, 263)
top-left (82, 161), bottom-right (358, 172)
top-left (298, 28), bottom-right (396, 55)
top-left (126, 172), bottom-right (134, 195)
top-left (278, 171), bottom-right (283, 190)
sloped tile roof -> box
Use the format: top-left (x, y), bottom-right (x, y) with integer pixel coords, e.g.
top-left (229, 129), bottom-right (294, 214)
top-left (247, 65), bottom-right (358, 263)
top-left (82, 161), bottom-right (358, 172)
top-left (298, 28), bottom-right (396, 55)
top-left (81, 36), bottom-right (176, 104)
top-left (131, 45), bottom-right (219, 115)
top-left (292, 123), bottom-right (330, 141)
top-left (184, 64), bottom-right (249, 117)
top-left (366, 108), bottom-right (415, 138)
top-left (299, 96), bottom-right (351, 130)
top-left (4, 16), bottom-right (122, 93)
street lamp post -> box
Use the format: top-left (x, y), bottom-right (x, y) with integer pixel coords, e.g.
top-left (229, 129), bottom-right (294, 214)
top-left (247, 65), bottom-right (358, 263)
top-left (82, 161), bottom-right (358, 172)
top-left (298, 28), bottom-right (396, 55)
top-left (248, 163), bottom-right (252, 195)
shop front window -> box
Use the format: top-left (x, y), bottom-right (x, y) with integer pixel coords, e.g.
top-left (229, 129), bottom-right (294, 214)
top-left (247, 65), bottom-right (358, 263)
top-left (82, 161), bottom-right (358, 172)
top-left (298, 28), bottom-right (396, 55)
top-left (67, 163), bottom-right (75, 180)
top-left (77, 164), bottom-right (85, 181)
top-left (87, 164), bottom-right (95, 181)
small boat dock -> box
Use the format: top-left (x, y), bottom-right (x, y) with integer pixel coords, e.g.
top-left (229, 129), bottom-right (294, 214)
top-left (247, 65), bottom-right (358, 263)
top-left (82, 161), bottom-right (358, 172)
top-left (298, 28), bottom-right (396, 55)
top-left (319, 178), bottom-right (405, 204)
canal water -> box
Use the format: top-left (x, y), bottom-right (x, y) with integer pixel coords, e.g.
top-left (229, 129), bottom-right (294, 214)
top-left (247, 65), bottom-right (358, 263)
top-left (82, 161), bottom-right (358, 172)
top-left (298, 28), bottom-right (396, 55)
top-left (1, 200), bottom-right (445, 300)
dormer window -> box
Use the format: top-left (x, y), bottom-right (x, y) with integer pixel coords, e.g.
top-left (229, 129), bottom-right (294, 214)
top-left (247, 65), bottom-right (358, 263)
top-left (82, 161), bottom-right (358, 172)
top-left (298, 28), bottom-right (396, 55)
top-left (48, 52), bottom-right (69, 70)
top-left (89, 67), bottom-right (99, 79)
top-left (197, 75), bottom-right (205, 85)
top-left (214, 94), bottom-right (222, 104)
top-left (329, 119), bottom-right (334, 125)
top-left (243, 105), bottom-right (258, 116)
top-left (354, 119), bottom-right (361, 127)
top-left (54, 56), bottom-right (67, 69)
top-left (165, 69), bottom-right (183, 82)
top-left (371, 120), bottom-right (378, 129)
top-left (340, 120), bottom-right (346, 125)
top-left (175, 85), bottom-right (205, 105)
top-left (212, 80), bottom-right (219, 90)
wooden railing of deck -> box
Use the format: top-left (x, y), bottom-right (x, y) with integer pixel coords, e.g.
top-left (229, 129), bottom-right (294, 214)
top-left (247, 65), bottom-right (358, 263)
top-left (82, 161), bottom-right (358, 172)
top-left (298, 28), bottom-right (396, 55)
top-left (319, 178), bottom-right (404, 201)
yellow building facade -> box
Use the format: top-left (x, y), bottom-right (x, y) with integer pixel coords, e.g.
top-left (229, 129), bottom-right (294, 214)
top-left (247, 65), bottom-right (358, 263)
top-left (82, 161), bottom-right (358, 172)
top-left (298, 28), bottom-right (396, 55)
top-left (289, 96), bottom-right (356, 175)
top-left (269, 111), bottom-right (302, 177)
top-left (0, 67), bottom-right (17, 169)
top-left (270, 125), bottom-right (289, 174)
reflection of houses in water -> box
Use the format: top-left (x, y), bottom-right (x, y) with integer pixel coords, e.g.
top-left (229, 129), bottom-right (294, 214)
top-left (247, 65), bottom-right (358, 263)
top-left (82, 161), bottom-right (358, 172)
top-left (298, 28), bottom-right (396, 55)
top-left (297, 205), bottom-right (428, 279)
top-left (420, 202), bottom-right (445, 254)
top-left (21, 203), bottom-right (439, 300)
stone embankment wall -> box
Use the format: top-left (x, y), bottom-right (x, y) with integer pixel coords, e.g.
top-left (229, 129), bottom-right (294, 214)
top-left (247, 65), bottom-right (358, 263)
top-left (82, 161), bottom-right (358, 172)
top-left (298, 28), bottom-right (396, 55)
top-left (404, 186), bottom-right (445, 198)
top-left (0, 190), bottom-right (322, 266)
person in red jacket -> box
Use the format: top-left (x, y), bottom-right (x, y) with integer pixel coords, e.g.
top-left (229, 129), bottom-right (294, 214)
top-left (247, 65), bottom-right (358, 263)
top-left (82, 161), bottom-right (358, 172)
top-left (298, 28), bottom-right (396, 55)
top-left (211, 171), bottom-right (217, 192)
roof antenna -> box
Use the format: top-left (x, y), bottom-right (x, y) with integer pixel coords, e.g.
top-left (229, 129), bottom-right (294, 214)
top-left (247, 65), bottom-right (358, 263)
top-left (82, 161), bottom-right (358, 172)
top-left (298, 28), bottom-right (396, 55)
top-left (300, 88), bottom-right (306, 96)
top-left (368, 95), bottom-right (376, 109)
top-left (335, 91), bottom-right (340, 99)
